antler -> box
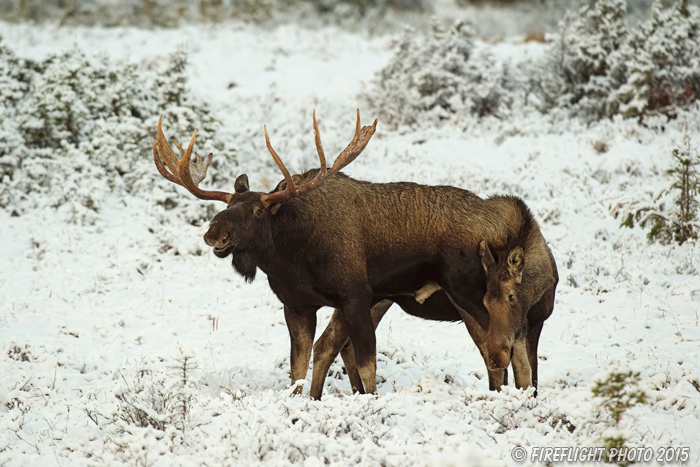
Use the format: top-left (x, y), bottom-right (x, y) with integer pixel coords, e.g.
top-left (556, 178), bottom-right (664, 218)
top-left (261, 109), bottom-right (377, 207)
top-left (153, 115), bottom-right (236, 204)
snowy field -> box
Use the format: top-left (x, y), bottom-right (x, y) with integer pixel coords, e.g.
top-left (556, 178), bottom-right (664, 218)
top-left (1, 11), bottom-right (700, 467)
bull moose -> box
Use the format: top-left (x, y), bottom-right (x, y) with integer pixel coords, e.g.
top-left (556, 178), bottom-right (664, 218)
top-left (152, 111), bottom-right (558, 400)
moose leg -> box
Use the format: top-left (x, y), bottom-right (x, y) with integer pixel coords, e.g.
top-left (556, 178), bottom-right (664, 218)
top-left (340, 300), bottom-right (392, 393)
top-left (310, 300), bottom-right (391, 399)
top-left (461, 309), bottom-right (508, 390)
top-left (339, 297), bottom-right (377, 395)
top-left (526, 287), bottom-right (555, 392)
top-left (526, 321), bottom-right (544, 392)
top-left (511, 338), bottom-right (532, 389)
top-left (284, 305), bottom-right (317, 394)
top-left (443, 291), bottom-right (508, 390)
top-left (338, 335), bottom-right (362, 394)
top-left (310, 309), bottom-right (348, 400)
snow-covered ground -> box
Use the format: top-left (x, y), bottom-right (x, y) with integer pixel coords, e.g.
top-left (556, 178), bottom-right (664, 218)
top-left (1, 16), bottom-right (699, 467)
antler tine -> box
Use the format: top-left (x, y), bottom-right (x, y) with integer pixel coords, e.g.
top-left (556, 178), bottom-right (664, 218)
top-left (154, 116), bottom-right (182, 185)
top-left (328, 109), bottom-right (377, 174)
top-left (261, 110), bottom-right (377, 207)
top-left (177, 129), bottom-right (200, 192)
top-left (264, 125), bottom-right (296, 194)
top-left (152, 115), bottom-right (236, 204)
top-left (312, 109), bottom-right (328, 175)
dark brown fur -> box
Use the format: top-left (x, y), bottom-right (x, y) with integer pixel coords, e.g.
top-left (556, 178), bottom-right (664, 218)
top-left (313, 195), bottom-right (558, 397)
top-left (204, 169), bottom-right (557, 399)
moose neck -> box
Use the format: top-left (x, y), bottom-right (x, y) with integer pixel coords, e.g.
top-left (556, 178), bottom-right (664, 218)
top-left (254, 202), bottom-right (320, 286)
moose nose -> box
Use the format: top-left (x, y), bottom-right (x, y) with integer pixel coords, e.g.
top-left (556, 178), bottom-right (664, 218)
top-left (204, 233), bottom-right (229, 250)
top-left (487, 343), bottom-right (513, 370)
top-left (203, 220), bottom-right (229, 249)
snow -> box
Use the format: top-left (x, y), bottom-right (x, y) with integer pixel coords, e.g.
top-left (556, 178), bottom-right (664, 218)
top-left (1, 12), bottom-right (700, 467)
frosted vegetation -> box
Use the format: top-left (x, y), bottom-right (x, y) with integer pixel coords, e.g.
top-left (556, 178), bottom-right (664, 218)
top-left (2, 0), bottom-right (698, 231)
top-left (0, 0), bottom-right (679, 32)
top-left (369, 0), bottom-right (700, 126)
top-left (0, 43), bottom-right (239, 225)
top-left (1, 0), bottom-right (699, 465)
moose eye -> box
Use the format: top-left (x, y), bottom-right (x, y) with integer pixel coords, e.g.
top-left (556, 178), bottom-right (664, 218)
top-left (508, 294), bottom-right (515, 303)
top-left (255, 208), bottom-right (264, 217)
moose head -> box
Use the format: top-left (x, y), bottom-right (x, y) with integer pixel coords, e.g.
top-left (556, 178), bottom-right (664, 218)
top-left (479, 240), bottom-right (528, 371)
top-left (153, 111), bottom-right (377, 280)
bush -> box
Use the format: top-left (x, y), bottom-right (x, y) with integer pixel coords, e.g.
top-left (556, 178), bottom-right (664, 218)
top-left (615, 127), bottom-right (700, 245)
top-left (0, 37), bottom-right (235, 223)
top-left (365, 20), bottom-right (513, 129)
top-left (114, 349), bottom-right (200, 435)
top-left (592, 370), bottom-right (648, 465)
top-left (0, 0), bottom-right (282, 26)
top-left (0, 0), bottom-right (429, 27)
top-left (609, 0), bottom-right (700, 120)
top-left (313, 0), bottom-right (429, 21)
top-left (533, 0), bottom-right (700, 123)
top-left (533, 0), bottom-right (628, 120)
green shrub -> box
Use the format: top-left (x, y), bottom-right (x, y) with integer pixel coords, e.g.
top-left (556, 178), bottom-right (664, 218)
top-left (618, 127), bottom-right (699, 245)
top-left (592, 370), bottom-right (648, 464)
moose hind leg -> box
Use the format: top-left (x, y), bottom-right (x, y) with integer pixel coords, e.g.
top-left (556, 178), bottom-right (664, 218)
top-left (310, 309), bottom-right (350, 400)
top-left (284, 306), bottom-right (317, 394)
top-left (311, 300), bottom-right (391, 400)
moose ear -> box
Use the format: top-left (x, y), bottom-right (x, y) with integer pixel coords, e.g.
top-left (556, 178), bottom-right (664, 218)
top-left (234, 174), bottom-right (249, 193)
top-left (507, 247), bottom-right (525, 283)
top-left (269, 174), bottom-right (302, 215)
top-left (479, 241), bottom-right (495, 273)
top-left (273, 174), bottom-right (302, 193)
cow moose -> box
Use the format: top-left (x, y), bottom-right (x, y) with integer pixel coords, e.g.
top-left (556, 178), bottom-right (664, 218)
top-left (152, 111), bottom-right (558, 400)
top-left (317, 211), bottom-right (558, 397)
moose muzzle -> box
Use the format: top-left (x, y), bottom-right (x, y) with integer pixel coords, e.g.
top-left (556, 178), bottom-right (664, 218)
top-left (487, 334), bottom-right (514, 370)
top-left (203, 220), bottom-right (231, 253)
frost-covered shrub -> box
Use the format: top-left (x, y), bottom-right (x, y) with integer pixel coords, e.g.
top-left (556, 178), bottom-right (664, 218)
top-left (0, 39), bottom-right (234, 223)
top-left (609, 0), bottom-right (700, 119)
top-left (0, 0), bottom-right (283, 26)
top-left (114, 350), bottom-right (200, 435)
top-left (0, 38), bottom-right (37, 184)
top-left (533, 0), bottom-right (628, 119)
top-left (0, 0), bottom-right (428, 28)
top-left (535, 0), bottom-right (700, 122)
top-left (365, 21), bottom-right (513, 128)
top-left (313, 0), bottom-right (429, 17)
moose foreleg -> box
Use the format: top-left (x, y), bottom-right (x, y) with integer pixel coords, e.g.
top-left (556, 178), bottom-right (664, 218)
top-left (340, 300), bottom-right (392, 393)
top-left (511, 338), bottom-right (532, 389)
top-left (445, 292), bottom-right (509, 390)
top-left (526, 287), bottom-right (555, 393)
top-left (462, 311), bottom-right (509, 390)
top-left (311, 300), bottom-right (392, 399)
top-left (284, 306), bottom-right (317, 394)
top-left (340, 297), bottom-right (377, 395)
